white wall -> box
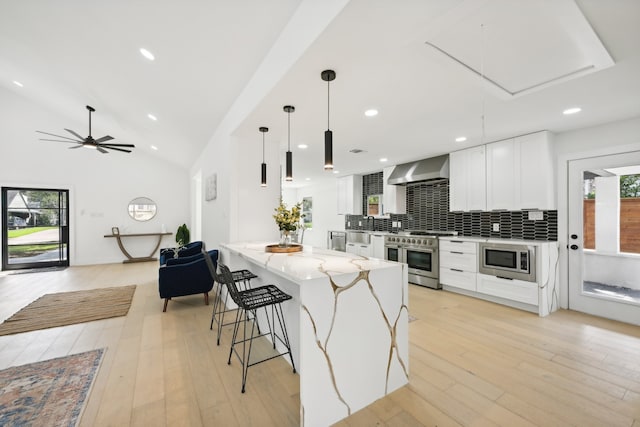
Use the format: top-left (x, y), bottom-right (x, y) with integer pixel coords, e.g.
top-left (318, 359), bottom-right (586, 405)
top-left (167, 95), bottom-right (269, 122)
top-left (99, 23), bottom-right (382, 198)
top-left (287, 179), bottom-right (345, 249)
top-left (555, 115), bottom-right (640, 307)
top-left (0, 87), bottom-right (189, 266)
top-left (189, 0), bottom-right (349, 251)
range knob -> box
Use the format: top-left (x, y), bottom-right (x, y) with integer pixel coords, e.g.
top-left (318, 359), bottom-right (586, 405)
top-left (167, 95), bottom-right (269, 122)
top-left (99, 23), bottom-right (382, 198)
top-left (412, 239), bottom-right (416, 244)
top-left (402, 238), bottom-right (406, 243)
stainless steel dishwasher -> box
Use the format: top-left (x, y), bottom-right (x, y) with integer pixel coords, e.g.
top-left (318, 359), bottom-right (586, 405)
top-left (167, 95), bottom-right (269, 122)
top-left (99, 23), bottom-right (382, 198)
top-left (327, 231), bottom-right (347, 252)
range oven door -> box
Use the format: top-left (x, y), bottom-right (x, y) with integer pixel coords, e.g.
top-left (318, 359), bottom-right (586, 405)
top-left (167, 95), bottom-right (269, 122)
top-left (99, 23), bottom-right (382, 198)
top-left (405, 246), bottom-right (440, 289)
top-left (384, 244), bottom-right (402, 262)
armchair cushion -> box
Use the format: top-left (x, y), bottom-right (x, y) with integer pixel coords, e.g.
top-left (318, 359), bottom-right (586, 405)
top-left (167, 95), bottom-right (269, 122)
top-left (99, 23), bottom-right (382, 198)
top-left (158, 248), bottom-right (218, 311)
top-left (159, 241), bottom-right (204, 265)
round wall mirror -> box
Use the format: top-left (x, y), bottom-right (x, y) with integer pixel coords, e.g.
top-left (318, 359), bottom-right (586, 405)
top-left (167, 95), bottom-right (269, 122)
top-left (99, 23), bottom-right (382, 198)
top-left (128, 197), bottom-right (157, 221)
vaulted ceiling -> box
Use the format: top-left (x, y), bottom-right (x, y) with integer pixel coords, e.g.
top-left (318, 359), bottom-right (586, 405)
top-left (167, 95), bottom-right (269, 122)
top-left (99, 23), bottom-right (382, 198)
top-left (2, 0), bottom-right (639, 188)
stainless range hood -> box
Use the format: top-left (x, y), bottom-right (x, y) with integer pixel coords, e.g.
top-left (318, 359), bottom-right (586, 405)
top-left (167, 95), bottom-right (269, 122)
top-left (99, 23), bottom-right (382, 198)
top-left (387, 154), bottom-right (449, 185)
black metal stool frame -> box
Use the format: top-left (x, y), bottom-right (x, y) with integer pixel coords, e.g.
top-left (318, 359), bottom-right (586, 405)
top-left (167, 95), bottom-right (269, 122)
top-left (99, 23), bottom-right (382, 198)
top-left (218, 263), bottom-right (296, 393)
top-left (210, 269), bottom-right (257, 345)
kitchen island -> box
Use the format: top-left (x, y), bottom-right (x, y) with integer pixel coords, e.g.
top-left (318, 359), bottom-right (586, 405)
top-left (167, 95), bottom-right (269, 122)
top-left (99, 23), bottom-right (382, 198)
top-left (220, 242), bottom-right (409, 427)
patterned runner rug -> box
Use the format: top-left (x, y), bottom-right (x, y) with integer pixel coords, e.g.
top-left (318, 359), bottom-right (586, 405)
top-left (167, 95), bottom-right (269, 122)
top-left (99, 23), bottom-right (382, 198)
top-left (0, 285), bottom-right (136, 336)
top-left (0, 349), bottom-right (105, 426)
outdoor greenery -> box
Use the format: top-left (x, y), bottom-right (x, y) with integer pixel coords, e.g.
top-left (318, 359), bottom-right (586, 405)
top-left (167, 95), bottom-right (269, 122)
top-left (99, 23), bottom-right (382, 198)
top-left (585, 174), bottom-right (640, 199)
top-left (8, 244), bottom-right (60, 258)
top-left (7, 226), bottom-right (56, 239)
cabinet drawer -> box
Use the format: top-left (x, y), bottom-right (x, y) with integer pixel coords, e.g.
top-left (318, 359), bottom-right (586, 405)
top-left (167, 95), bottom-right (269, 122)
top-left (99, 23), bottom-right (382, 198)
top-left (440, 268), bottom-right (476, 291)
top-left (440, 251), bottom-right (477, 272)
top-left (439, 240), bottom-right (477, 254)
top-left (477, 274), bottom-right (538, 305)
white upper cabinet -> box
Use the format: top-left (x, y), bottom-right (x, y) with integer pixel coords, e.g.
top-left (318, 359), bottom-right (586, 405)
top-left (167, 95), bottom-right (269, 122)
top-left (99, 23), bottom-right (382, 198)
top-left (486, 131), bottom-right (555, 211)
top-left (449, 145), bottom-right (486, 212)
top-left (486, 139), bottom-right (518, 210)
top-left (337, 175), bottom-right (363, 215)
top-left (517, 131), bottom-right (555, 210)
top-left (383, 166), bottom-right (406, 215)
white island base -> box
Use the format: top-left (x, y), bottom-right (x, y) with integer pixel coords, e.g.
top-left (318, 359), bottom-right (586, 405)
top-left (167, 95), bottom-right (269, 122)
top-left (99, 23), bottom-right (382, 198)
top-left (221, 242), bottom-right (409, 427)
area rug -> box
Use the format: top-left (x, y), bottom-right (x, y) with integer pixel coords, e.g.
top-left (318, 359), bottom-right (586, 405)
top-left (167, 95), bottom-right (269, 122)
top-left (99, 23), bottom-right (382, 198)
top-left (0, 348), bottom-right (104, 426)
top-left (0, 285), bottom-right (136, 336)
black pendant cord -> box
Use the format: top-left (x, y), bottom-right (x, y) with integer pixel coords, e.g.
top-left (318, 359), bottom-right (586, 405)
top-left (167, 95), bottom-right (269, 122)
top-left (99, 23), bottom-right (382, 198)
top-left (327, 79), bottom-right (330, 130)
top-left (262, 132), bottom-right (265, 163)
top-left (287, 110), bottom-right (291, 152)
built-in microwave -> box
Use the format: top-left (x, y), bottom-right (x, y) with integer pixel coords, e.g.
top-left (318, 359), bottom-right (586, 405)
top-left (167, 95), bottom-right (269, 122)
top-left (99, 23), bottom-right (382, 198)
top-left (478, 242), bottom-right (536, 282)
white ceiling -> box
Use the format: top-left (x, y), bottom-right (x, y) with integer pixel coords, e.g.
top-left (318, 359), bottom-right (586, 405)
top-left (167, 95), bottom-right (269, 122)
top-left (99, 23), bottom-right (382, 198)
top-left (2, 0), bottom-right (640, 188)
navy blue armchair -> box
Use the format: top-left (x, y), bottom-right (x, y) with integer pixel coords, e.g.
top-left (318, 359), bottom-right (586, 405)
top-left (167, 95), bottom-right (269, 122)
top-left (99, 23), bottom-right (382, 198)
top-left (159, 241), bottom-right (204, 265)
top-left (158, 248), bottom-right (218, 312)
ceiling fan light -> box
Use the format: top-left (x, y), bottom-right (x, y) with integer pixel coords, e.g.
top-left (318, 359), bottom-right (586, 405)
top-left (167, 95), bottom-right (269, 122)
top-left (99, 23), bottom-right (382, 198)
top-left (83, 144), bottom-right (97, 150)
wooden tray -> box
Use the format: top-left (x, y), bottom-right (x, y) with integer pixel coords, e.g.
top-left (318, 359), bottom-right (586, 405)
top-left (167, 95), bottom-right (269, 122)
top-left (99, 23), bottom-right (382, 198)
top-left (265, 244), bottom-right (303, 253)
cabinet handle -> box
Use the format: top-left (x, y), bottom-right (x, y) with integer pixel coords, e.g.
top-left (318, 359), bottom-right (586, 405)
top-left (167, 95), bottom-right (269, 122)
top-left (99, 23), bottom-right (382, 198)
top-left (451, 251), bottom-right (464, 255)
top-left (496, 276), bottom-right (514, 281)
top-left (449, 240), bottom-right (463, 244)
top-left (451, 268), bottom-right (464, 272)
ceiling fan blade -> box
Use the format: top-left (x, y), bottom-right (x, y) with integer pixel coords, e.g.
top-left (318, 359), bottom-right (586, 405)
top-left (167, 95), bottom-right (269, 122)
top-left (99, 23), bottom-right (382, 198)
top-left (64, 128), bottom-right (86, 141)
top-left (69, 145), bottom-right (84, 149)
top-left (97, 147), bottom-right (109, 154)
top-left (98, 143), bottom-right (135, 148)
top-left (102, 146), bottom-right (132, 153)
top-left (94, 135), bottom-right (114, 143)
top-left (36, 130), bottom-right (82, 142)
top-left (39, 138), bottom-right (81, 144)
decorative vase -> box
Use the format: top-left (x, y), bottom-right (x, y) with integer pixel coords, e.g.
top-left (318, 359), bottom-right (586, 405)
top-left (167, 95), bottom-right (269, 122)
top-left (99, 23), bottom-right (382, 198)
top-left (279, 230), bottom-right (292, 247)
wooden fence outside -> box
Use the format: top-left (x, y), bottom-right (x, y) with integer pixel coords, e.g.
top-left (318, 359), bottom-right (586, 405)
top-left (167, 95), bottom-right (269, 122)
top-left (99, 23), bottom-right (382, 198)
top-left (583, 198), bottom-right (640, 253)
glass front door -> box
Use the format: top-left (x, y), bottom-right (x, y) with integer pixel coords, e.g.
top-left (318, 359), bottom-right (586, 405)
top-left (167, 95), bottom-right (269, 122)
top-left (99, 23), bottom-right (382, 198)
top-left (2, 187), bottom-right (70, 271)
top-left (568, 152), bottom-right (640, 325)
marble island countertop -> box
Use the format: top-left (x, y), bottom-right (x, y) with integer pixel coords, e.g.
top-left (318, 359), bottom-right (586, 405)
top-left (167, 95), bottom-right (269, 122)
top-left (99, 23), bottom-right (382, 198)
top-left (222, 241), bottom-right (398, 283)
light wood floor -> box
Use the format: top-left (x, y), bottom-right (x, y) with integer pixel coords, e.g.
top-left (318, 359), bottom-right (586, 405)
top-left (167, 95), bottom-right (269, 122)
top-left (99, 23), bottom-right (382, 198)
top-left (0, 262), bottom-right (639, 427)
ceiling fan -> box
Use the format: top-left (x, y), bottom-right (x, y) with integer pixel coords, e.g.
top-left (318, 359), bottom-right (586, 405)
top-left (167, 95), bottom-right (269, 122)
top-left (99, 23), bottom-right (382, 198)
top-left (37, 105), bottom-right (135, 154)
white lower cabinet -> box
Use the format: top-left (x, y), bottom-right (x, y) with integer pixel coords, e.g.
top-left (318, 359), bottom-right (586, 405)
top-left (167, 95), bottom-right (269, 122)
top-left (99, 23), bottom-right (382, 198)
top-left (476, 273), bottom-right (538, 306)
top-left (347, 242), bottom-right (372, 257)
top-left (371, 234), bottom-right (385, 259)
top-left (439, 239), bottom-right (477, 291)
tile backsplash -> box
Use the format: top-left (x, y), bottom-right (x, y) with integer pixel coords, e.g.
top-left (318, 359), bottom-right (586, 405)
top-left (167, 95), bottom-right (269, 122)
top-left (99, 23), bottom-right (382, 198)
top-left (347, 175), bottom-right (558, 241)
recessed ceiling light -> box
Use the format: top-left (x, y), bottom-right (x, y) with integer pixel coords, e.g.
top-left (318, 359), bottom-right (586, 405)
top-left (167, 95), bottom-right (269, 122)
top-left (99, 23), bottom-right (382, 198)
top-left (333, 170), bottom-right (339, 174)
top-left (139, 48), bottom-right (155, 61)
top-left (455, 136), bottom-right (467, 142)
top-left (147, 113), bottom-right (157, 121)
top-left (13, 80), bottom-right (24, 87)
top-left (150, 145), bottom-right (158, 151)
top-left (380, 158), bottom-right (388, 162)
top-left (364, 109), bottom-right (378, 117)
top-left (305, 177), bottom-right (311, 181)
top-left (298, 144), bottom-right (308, 149)
top-left (563, 107), bottom-right (581, 115)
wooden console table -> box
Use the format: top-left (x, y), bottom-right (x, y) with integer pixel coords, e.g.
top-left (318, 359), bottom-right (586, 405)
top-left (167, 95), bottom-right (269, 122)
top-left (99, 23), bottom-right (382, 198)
top-left (104, 232), bottom-right (172, 263)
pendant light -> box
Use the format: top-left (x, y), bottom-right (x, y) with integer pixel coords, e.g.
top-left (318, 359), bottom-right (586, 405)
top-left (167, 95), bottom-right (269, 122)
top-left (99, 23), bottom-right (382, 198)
top-left (321, 69), bottom-right (336, 170)
top-left (283, 105), bottom-right (295, 181)
top-left (259, 126), bottom-right (268, 187)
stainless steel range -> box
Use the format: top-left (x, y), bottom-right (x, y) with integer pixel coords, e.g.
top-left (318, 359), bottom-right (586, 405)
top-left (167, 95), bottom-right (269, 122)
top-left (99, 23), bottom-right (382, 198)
top-left (384, 230), bottom-right (457, 289)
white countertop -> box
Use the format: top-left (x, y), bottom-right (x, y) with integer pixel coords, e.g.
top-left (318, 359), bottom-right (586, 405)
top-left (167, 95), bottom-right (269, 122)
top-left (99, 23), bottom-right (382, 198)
top-left (222, 241), bottom-right (400, 282)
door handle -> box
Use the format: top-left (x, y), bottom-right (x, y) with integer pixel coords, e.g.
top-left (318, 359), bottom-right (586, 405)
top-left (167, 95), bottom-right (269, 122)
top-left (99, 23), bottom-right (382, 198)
top-left (570, 244), bottom-right (579, 250)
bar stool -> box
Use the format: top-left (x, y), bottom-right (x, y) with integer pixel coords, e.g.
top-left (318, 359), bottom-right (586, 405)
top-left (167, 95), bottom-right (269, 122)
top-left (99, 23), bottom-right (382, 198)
top-left (217, 263), bottom-right (296, 393)
top-left (201, 251), bottom-right (258, 345)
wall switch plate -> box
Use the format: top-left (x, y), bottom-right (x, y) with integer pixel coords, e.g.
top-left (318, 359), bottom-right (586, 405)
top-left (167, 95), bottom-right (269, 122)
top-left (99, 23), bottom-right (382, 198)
top-left (492, 223), bottom-right (500, 232)
top-left (358, 221), bottom-right (362, 226)
top-left (398, 221), bottom-right (402, 228)
top-left (347, 221), bottom-right (351, 227)
top-left (528, 211), bottom-right (544, 221)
